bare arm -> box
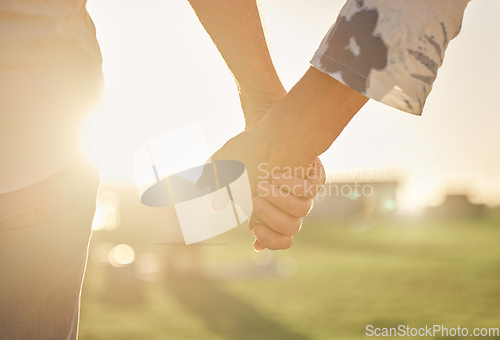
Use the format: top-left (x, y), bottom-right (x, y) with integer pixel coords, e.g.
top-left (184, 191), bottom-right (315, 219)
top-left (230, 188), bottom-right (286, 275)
top-left (187, 0), bottom-right (286, 127)
top-left (266, 67), bottom-right (369, 168)
top-left (209, 67), bottom-right (367, 250)
top-left (188, 1), bottom-right (328, 251)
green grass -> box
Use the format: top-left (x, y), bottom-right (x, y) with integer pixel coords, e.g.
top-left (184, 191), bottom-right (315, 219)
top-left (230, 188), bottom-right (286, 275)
top-left (79, 219), bottom-right (500, 339)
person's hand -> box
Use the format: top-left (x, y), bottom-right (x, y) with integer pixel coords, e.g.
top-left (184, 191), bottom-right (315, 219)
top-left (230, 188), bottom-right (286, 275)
top-left (210, 99), bottom-right (320, 192)
top-left (236, 86), bottom-right (325, 251)
top-left (250, 158), bottom-right (325, 251)
top-left (209, 107), bottom-right (325, 250)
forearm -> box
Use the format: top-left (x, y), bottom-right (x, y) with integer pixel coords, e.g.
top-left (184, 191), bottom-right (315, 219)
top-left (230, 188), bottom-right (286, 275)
top-left (268, 67), bottom-right (368, 161)
top-left (187, 0), bottom-right (285, 99)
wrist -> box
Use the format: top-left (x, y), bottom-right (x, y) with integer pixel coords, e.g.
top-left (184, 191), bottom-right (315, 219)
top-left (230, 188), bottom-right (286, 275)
top-left (238, 80), bottom-right (286, 129)
top-left (237, 78), bottom-right (286, 103)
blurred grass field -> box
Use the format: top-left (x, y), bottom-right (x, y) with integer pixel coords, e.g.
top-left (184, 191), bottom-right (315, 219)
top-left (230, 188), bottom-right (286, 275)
top-left (79, 218), bottom-right (500, 339)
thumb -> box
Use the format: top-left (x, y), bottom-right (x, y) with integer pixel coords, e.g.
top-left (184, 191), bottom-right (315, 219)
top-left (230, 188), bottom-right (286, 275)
top-left (195, 133), bottom-right (242, 191)
top-left (195, 161), bottom-right (216, 190)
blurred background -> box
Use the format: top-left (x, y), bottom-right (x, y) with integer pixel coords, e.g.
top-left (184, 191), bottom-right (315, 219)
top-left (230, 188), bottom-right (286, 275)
top-left (79, 1), bottom-right (500, 339)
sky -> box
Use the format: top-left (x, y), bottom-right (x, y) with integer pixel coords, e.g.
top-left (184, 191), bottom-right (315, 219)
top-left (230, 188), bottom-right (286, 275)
top-left (84, 0), bottom-right (500, 213)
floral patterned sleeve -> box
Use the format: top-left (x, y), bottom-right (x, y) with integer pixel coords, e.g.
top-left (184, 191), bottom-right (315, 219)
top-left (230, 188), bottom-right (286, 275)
top-left (310, 0), bottom-right (471, 115)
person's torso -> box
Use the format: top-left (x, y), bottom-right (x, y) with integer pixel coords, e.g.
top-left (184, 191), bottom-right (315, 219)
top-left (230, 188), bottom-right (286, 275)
top-left (0, 0), bottom-right (104, 192)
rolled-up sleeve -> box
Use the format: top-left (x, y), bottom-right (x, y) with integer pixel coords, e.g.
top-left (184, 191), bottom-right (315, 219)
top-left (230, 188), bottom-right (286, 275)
top-left (311, 0), bottom-right (471, 115)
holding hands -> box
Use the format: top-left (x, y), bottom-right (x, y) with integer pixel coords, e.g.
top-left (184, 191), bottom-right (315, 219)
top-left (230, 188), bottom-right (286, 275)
top-left (188, 0), bottom-right (366, 250)
top-left (211, 89), bottom-right (326, 251)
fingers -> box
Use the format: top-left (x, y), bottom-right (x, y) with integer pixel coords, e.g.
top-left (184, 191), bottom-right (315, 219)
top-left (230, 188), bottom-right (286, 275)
top-left (269, 176), bottom-right (316, 199)
top-left (249, 189), bottom-right (304, 251)
top-left (309, 157), bottom-right (327, 186)
top-left (270, 158), bottom-right (326, 199)
top-left (253, 239), bottom-right (266, 252)
top-left (256, 181), bottom-right (312, 219)
top-left (249, 158), bottom-right (324, 251)
top-left (252, 196), bottom-right (302, 236)
top-left (252, 224), bottom-right (293, 250)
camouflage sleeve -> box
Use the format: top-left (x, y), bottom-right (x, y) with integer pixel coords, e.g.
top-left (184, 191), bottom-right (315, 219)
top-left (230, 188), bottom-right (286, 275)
top-left (310, 0), bottom-right (471, 115)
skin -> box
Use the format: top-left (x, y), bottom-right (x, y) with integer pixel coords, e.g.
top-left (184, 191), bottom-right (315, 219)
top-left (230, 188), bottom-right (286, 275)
top-left (188, 1), bottom-right (369, 250)
top-left (250, 158), bottom-right (326, 250)
top-left (211, 67), bottom-right (368, 250)
top-left (188, 0), bottom-right (324, 250)
top-left (187, 0), bottom-right (286, 128)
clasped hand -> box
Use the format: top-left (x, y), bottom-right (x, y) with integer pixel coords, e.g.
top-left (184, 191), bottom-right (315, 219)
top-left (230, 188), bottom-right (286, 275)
top-left (210, 93), bottom-right (326, 251)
